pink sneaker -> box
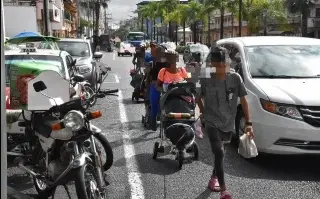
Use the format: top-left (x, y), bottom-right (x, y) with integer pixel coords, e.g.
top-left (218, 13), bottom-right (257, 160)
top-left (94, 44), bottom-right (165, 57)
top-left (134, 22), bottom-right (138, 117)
top-left (208, 176), bottom-right (220, 192)
top-left (220, 191), bottom-right (232, 199)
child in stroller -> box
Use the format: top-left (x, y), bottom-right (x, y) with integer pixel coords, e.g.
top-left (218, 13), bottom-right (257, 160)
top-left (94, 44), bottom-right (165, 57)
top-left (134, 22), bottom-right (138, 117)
top-left (152, 50), bottom-right (199, 170)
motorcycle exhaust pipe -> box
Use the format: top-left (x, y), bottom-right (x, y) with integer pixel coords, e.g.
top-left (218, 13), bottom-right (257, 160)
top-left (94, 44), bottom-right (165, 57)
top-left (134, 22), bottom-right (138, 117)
top-left (13, 157), bottom-right (40, 177)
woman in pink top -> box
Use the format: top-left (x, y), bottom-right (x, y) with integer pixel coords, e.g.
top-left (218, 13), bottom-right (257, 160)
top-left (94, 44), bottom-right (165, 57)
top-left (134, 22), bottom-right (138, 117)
top-left (157, 51), bottom-right (188, 91)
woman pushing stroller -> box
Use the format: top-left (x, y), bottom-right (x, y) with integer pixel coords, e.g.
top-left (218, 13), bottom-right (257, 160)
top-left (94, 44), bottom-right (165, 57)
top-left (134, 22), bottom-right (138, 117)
top-left (149, 47), bottom-right (188, 131)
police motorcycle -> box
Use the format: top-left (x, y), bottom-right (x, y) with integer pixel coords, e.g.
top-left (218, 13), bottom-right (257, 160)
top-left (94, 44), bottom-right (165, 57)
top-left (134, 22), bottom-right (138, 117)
top-left (13, 70), bottom-right (113, 198)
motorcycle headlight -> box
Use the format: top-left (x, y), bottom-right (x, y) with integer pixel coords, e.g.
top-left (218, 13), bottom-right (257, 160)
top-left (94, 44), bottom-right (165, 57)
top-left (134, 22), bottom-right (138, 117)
top-left (260, 99), bottom-right (303, 120)
top-left (78, 65), bottom-right (92, 74)
top-left (63, 110), bottom-right (84, 131)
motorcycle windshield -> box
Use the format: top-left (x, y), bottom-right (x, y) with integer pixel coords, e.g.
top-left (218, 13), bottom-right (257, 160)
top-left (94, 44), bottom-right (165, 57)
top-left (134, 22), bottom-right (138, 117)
top-left (27, 70), bottom-right (70, 110)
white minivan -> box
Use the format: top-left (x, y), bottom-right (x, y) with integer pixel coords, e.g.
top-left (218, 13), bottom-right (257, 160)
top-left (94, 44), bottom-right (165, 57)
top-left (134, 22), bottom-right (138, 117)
top-left (211, 36), bottom-right (320, 155)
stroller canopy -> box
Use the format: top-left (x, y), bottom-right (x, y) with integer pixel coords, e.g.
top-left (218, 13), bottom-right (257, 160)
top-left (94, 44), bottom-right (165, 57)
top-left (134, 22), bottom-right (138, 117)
top-left (160, 82), bottom-right (196, 111)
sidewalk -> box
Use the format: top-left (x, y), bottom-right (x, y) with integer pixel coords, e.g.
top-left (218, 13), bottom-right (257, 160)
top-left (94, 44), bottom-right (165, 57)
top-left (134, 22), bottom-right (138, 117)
top-left (7, 186), bottom-right (37, 199)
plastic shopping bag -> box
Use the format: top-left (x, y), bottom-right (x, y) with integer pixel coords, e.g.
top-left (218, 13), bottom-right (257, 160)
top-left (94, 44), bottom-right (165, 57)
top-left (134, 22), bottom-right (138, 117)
top-left (194, 119), bottom-right (204, 138)
top-left (238, 134), bottom-right (258, 158)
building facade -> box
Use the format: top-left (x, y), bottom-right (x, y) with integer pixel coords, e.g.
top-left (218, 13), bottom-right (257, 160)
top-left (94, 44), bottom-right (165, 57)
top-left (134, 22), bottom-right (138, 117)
top-left (308, 1), bottom-right (320, 38)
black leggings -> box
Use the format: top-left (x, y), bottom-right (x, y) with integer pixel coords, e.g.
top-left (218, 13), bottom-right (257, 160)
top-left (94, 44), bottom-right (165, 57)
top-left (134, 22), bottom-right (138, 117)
top-left (206, 126), bottom-right (232, 187)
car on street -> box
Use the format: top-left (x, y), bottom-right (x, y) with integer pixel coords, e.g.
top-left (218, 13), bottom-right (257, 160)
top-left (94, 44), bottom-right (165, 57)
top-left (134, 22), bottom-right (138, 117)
top-left (57, 38), bottom-right (103, 89)
top-left (183, 43), bottom-right (209, 63)
top-left (209, 36), bottom-right (320, 155)
top-left (118, 42), bottom-right (135, 56)
top-left (5, 46), bottom-right (78, 109)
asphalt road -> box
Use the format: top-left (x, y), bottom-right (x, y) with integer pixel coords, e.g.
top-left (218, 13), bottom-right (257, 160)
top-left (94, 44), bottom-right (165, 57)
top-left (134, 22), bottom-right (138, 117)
top-left (7, 52), bottom-right (320, 199)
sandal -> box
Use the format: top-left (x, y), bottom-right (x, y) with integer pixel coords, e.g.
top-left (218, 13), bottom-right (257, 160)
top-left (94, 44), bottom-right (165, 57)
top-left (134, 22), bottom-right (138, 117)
top-left (208, 176), bottom-right (220, 192)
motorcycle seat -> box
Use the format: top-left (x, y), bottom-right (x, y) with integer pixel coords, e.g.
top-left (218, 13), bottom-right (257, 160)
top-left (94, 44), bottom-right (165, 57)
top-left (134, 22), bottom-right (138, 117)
top-left (6, 110), bottom-right (22, 124)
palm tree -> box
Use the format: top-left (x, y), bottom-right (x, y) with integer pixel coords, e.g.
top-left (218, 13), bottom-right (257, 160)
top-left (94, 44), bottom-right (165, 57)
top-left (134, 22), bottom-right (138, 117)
top-left (243, 0), bottom-right (287, 35)
top-left (165, 3), bottom-right (190, 44)
top-left (286, 0), bottom-right (314, 37)
top-left (158, 0), bottom-right (180, 41)
top-left (183, 0), bottom-right (207, 43)
top-left (203, 0), bottom-right (238, 40)
top-left (136, 5), bottom-right (151, 36)
top-left (137, 2), bottom-right (159, 40)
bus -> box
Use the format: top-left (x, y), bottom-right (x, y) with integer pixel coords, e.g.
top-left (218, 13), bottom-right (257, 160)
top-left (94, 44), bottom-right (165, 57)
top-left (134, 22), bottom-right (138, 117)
top-left (126, 32), bottom-right (149, 47)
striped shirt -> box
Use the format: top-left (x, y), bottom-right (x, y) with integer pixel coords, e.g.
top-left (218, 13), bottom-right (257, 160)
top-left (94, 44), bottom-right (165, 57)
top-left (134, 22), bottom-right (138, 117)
top-left (198, 71), bottom-right (247, 132)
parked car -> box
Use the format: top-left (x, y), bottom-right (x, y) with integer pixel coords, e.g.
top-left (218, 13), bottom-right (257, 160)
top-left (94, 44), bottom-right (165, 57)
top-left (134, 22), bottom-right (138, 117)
top-left (118, 42), bottom-right (135, 56)
top-left (5, 46), bottom-right (79, 109)
top-left (57, 38), bottom-right (103, 90)
top-left (183, 44), bottom-right (209, 63)
top-left (209, 36), bottom-right (320, 155)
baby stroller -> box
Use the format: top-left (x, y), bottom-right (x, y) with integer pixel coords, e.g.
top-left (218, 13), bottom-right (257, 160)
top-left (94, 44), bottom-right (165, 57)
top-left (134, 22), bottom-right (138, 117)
top-left (130, 63), bottom-right (146, 102)
top-left (152, 81), bottom-right (199, 170)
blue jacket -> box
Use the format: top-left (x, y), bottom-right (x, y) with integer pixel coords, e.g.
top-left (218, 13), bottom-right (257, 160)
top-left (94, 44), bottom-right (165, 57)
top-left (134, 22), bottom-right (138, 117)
top-left (145, 52), bottom-right (154, 63)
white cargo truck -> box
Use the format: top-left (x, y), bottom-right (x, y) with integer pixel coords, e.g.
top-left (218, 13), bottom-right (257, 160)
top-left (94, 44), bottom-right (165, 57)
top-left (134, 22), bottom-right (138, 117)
top-left (4, 6), bottom-right (39, 37)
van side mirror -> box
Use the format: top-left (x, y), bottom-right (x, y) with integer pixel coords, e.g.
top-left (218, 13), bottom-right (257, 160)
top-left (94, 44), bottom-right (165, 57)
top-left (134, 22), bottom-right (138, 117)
top-left (33, 81), bottom-right (47, 92)
top-left (93, 52), bottom-right (103, 59)
top-left (71, 59), bottom-right (77, 66)
top-left (234, 53), bottom-right (241, 63)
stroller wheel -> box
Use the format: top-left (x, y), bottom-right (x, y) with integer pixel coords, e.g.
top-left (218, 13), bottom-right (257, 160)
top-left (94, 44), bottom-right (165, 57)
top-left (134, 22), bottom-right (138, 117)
top-left (192, 143), bottom-right (199, 160)
top-left (153, 142), bottom-right (159, 159)
top-left (131, 93), bottom-right (134, 101)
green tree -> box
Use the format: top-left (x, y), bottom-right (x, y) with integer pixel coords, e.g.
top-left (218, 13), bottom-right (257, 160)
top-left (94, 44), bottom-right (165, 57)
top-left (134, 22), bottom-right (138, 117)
top-left (165, 3), bottom-right (191, 43)
top-left (243, 0), bottom-right (287, 35)
top-left (203, 0), bottom-right (238, 40)
top-left (286, 0), bottom-right (314, 37)
top-left (183, 0), bottom-right (207, 43)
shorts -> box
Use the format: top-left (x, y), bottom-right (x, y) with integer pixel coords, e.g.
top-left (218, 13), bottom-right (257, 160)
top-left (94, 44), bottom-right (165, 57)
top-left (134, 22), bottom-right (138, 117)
top-left (205, 126), bottom-right (233, 144)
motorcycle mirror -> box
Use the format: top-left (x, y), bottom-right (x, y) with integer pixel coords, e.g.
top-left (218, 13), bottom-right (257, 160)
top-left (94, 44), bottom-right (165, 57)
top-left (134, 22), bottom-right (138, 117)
top-left (33, 81), bottom-right (47, 92)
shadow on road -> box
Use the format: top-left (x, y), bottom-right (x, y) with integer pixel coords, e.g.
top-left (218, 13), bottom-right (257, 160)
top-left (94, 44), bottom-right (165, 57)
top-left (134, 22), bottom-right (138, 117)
top-left (196, 136), bottom-right (320, 182)
top-left (122, 98), bottom-right (145, 106)
top-left (194, 189), bottom-right (212, 199)
top-left (113, 153), bottom-right (179, 176)
top-left (8, 174), bottom-right (34, 192)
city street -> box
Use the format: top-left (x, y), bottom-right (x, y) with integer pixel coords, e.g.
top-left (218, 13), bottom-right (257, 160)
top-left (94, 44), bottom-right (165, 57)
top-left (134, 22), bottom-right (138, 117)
top-left (7, 52), bottom-right (320, 199)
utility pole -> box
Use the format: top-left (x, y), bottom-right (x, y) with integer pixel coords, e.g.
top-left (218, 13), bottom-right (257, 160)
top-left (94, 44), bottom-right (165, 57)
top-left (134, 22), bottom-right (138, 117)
top-left (1, 0), bottom-right (8, 198)
top-left (239, 0), bottom-right (242, 36)
top-left (106, 13), bottom-right (112, 34)
top-left (43, 0), bottom-right (50, 36)
top-left (87, 0), bottom-right (90, 37)
top-left (231, 13), bottom-right (234, 37)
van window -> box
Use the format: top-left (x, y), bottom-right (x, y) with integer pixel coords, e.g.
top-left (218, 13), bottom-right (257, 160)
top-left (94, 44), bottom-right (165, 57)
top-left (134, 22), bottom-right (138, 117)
top-left (245, 45), bottom-right (320, 78)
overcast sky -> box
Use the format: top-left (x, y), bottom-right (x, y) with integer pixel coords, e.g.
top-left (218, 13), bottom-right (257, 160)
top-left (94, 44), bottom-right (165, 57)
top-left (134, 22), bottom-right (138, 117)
top-left (108, 0), bottom-right (155, 24)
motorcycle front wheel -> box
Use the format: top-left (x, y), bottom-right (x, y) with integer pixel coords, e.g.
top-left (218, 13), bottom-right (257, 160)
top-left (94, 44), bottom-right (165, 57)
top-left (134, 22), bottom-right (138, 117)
top-left (93, 133), bottom-right (113, 171)
top-left (74, 163), bottom-right (107, 199)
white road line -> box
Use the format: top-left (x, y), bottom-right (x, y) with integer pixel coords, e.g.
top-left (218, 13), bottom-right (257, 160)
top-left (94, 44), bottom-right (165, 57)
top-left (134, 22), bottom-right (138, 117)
top-left (114, 74), bottom-right (120, 83)
top-left (113, 51), bottom-right (116, 60)
top-left (102, 74), bottom-right (120, 84)
top-left (118, 90), bottom-right (145, 199)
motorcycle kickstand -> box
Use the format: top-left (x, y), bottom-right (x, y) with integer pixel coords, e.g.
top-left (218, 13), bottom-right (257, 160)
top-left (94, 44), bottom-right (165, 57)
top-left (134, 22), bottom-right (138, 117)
top-left (103, 173), bottom-right (110, 186)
